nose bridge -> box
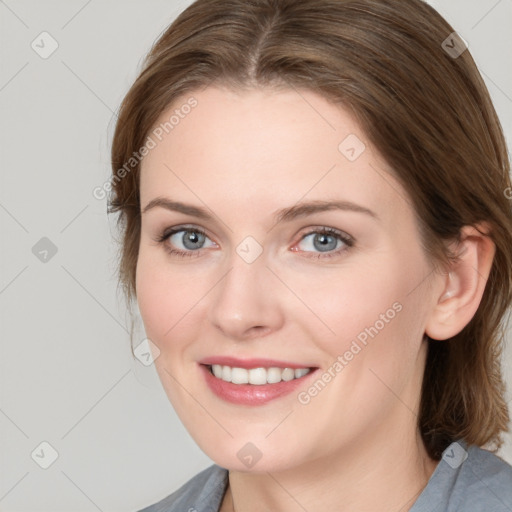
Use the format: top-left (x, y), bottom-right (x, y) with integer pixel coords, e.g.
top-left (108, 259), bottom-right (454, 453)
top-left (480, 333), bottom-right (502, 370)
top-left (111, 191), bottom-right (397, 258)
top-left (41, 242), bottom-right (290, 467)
top-left (208, 246), bottom-right (283, 338)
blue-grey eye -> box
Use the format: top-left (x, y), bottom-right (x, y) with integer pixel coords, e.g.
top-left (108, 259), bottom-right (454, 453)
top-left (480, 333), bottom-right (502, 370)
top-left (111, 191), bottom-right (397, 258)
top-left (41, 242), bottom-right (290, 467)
top-left (298, 231), bottom-right (347, 253)
top-left (169, 229), bottom-right (214, 251)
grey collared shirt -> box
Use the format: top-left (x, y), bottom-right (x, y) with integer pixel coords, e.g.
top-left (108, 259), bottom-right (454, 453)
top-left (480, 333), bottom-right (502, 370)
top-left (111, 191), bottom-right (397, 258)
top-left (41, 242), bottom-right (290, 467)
top-left (138, 441), bottom-right (512, 512)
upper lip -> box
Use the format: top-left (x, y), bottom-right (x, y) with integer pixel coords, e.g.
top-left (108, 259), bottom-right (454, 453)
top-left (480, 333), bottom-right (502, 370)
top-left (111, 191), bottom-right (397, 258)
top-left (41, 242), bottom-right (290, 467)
top-left (199, 356), bottom-right (316, 370)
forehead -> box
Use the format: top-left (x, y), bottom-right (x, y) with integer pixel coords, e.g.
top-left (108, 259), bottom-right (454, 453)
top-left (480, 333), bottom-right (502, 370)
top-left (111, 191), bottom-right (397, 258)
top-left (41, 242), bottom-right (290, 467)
top-left (139, 86), bottom-right (410, 225)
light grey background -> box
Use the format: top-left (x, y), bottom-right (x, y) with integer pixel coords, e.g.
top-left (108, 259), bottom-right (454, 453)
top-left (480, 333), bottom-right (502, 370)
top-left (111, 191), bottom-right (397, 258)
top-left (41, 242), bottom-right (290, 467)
top-left (0, 1), bottom-right (511, 510)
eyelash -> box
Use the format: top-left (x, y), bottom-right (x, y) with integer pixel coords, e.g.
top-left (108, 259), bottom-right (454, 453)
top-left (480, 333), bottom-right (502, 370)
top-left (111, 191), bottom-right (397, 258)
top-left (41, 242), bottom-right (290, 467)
top-left (292, 227), bottom-right (354, 260)
top-left (155, 225), bottom-right (354, 260)
top-left (156, 226), bottom-right (210, 259)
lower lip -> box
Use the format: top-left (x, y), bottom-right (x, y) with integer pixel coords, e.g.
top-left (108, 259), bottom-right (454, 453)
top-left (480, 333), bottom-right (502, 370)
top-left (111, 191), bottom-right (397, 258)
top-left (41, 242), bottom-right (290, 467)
top-left (199, 364), bottom-right (317, 405)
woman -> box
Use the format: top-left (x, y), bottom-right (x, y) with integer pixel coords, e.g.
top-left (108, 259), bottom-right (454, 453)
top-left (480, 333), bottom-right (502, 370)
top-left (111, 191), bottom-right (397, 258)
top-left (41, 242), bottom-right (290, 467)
top-left (109, 0), bottom-right (512, 510)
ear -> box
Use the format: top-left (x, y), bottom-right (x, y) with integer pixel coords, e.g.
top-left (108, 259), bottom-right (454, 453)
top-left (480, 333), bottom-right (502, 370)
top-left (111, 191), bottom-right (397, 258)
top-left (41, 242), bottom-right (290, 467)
top-left (425, 223), bottom-right (495, 341)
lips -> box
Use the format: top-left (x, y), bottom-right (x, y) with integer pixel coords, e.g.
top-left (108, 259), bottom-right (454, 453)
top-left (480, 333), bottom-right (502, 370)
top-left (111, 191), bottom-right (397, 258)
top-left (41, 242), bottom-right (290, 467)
top-left (199, 356), bottom-right (316, 370)
top-left (198, 356), bottom-right (319, 405)
top-left (210, 364), bottom-right (311, 385)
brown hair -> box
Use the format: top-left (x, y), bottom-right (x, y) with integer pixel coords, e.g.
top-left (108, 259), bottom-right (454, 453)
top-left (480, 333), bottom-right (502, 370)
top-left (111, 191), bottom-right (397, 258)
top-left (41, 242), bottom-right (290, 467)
top-left (109, 0), bottom-right (512, 459)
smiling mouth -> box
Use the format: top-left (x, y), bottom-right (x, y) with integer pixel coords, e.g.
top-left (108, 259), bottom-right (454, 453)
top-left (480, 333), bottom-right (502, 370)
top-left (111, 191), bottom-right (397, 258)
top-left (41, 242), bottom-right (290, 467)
top-left (206, 364), bottom-right (313, 385)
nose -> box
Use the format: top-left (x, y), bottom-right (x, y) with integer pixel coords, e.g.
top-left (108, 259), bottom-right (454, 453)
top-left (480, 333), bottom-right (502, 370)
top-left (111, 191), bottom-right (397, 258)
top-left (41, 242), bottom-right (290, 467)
top-left (207, 252), bottom-right (285, 341)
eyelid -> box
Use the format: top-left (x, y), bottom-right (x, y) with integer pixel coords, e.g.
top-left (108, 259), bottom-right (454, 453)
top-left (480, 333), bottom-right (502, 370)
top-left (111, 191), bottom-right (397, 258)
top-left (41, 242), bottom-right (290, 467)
top-left (154, 224), bottom-right (218, 258)
top-left (290, 226), bottom-right (354, 258)
top-left (157, 224), bottom-right (212, 243)
top-left (295, 226), bottom-right (354, 245)
top-left (155, 224), bottom-right (354, 260)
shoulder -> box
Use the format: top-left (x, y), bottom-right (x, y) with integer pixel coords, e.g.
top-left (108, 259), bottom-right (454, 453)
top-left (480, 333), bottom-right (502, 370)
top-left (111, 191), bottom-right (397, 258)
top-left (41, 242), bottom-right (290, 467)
top-left (412, 441), bottom-right (512, 512)
top-left (457, 444), bottom-right (512, 509)
top-left (138, 464), bottom-right (229, 512)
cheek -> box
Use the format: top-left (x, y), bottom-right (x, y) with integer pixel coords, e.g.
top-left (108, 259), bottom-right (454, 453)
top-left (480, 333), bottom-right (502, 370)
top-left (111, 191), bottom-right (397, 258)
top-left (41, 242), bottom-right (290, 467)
top-left (286, 269), bottom-right (428, 435)
top-left (280, 262), bottom-right (412, 350)
top-left (135, 250), bottom-right (195, 344)
top-left (280, 249), bottom-right (431, 390)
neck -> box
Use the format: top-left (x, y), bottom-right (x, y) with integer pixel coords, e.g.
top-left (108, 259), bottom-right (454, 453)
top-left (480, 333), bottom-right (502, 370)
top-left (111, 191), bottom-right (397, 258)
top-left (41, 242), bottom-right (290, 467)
top-left (222, 423), bottom-right (438, 512)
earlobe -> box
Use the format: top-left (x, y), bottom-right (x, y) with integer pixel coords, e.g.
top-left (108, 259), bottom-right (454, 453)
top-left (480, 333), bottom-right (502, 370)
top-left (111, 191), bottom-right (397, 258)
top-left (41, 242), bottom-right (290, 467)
top-left (425, 224), bottom-right (495, 341)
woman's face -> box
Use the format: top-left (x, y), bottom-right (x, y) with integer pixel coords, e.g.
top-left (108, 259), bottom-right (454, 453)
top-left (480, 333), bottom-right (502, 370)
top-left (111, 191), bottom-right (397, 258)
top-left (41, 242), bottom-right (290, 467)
top-left (136, 86), bottom-right (441, 471)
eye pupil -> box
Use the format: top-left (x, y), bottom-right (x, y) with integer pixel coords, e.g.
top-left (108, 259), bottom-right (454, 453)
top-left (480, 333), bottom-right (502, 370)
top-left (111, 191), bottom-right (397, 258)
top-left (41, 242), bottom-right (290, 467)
top-left (313, 233), bottom-right (337, 252)
top-left (183, 230), bottom-right (205, 249)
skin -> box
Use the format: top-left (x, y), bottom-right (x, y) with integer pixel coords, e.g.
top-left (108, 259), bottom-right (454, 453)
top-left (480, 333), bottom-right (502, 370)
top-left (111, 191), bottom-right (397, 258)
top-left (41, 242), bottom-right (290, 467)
top-left (136, 86), bottom-right (495, 512)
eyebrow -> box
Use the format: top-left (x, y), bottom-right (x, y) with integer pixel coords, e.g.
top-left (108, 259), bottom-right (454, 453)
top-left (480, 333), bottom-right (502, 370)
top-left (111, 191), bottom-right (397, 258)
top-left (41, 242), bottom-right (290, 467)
top-left (142, 197), bottom-right (212, 219)
top-left (141, 197), bottom-right (378, 223)
top-left (274, 199), bottom-right (378, 223)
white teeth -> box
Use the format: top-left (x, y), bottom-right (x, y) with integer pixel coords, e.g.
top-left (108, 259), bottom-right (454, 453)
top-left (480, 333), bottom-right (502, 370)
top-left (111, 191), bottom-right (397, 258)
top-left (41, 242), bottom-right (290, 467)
top-left (221, 365), bottom-right (231, 382)
top-left (267, 367), bottom-right (282, 384)
top-left (210, 364), bottom-right (311, 385)
top-left (248, 367), bottom-right (267, 385)
top-left (281, 368), bottom-right (295, 381)
top-left (295, 368), bottom-right (310, 378)
top-left (231, 367), bottom-right (249, 384)
top-left (212, 365), bottom-right (223, 378)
